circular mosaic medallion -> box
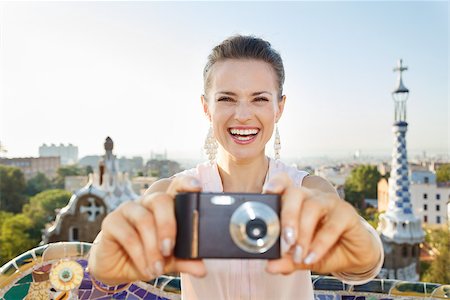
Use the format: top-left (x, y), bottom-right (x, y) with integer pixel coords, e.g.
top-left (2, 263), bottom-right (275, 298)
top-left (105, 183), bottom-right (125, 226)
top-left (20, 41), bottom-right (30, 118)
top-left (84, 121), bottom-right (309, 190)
top-left (49, 260), bottom-right (84, 291)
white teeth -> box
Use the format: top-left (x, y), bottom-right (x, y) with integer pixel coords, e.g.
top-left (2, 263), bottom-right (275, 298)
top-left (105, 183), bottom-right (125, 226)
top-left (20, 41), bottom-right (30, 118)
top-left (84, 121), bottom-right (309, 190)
top-left (230, 128), bottom-right (258, 135)
top-left (236, 135), bottom-right (252, 141)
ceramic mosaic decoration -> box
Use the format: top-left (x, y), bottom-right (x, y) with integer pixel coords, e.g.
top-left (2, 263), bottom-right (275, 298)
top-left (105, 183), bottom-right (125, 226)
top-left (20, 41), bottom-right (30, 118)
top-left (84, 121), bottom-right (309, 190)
top-left (1, 242), bottom-right (448, 300)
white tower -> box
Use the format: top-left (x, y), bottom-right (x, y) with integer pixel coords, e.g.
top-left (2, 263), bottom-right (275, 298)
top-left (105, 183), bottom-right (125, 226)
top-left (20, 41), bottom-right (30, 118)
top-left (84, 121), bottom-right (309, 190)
top-left (377, 60), bottom-right (424, 281)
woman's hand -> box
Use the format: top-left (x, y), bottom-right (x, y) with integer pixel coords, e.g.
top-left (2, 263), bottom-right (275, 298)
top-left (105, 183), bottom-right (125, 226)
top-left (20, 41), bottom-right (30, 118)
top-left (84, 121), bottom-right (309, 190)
top-left (87, 176), bottom-right (207, 285)
top-left (264, 173), bottom-right (381, 275)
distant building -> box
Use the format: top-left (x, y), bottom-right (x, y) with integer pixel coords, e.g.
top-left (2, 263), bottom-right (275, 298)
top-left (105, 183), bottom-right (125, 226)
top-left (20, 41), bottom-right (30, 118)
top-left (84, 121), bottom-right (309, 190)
top-left (79, 155), bottom-right (144, 177)
top-left (377, 178), bottom-right (389, 212)
top-left (379, 169), bottom-right (449, 227)
top-left (145, 159), bottom-right (182, 179)
top-left (42, 137), bottom-right (138, 244)
top-left (377, 162), bottom-right (391, 177)
top-left (365, 198), bottom-right (378, 209)
top-left (39, 143), bottom-right (78, 165)
top-left (315, 165), bottom-right (352, 186)
top-left (78, 155), bottom-right (102, 170)
top-left (409, 170), bottom-right (449, 227)
top-left (118, 156), bottom-right (144, 176)
top-left (315, 164), bottom-right (353, 199)
top-left (0, 156), bottom-right (60, 180)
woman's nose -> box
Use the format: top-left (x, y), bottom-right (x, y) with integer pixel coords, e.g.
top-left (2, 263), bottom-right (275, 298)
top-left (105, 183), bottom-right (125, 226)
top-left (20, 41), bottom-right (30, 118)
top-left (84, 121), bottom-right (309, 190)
top-left (234, 102), bottom-right (252, 122)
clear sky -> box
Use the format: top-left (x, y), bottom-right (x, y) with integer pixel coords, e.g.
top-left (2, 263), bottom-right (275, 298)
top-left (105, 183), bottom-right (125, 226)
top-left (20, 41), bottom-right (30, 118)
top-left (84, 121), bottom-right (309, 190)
top-left (0, 1), bottom-right (448, 161)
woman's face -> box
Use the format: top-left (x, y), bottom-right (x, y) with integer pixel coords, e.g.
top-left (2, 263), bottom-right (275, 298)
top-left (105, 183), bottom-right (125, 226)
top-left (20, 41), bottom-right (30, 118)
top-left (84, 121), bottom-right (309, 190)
top-left (203, 59), bottom-right (285, 161)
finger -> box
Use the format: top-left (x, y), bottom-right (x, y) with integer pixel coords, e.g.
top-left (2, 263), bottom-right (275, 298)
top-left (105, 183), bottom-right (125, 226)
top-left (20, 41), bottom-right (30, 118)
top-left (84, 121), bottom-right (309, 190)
top-left (295, 196), bottom-right (327, 264)
top-left (262, 173), bottom-right (299, 247)
top-left (262, 172), bottom-right (293, 194)
top-left (102, 210), bottom-right (153, 280)
top-left (120, 202), bottom-right (164, 277)
top-left (266, 254), bottom-right (295, 274)
top-left (305, 201), bottom-right (355, 267)
top-left (173, 260), bottom-right (207, 278)
top-left (279, 187), bottom-right (309, 247)
top-left (141, 192), bottom-right (177, 257)
top-left (166, 175), bottom-right (202, 198)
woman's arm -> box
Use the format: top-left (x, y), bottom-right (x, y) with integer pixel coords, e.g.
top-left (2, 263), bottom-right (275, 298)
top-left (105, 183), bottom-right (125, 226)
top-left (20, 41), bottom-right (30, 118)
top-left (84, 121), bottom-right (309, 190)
top-left (88, 176), bottom-right (206, 285)
top-left (264, 173), bottom-right (383, 284)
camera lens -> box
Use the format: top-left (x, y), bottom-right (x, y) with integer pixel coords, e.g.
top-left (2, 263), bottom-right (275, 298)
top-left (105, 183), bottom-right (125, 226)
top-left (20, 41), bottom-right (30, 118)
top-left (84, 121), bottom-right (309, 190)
top-left (229, 201), bottom-right (280, 254)
top-left (246, 218), bottom-right (267, 240)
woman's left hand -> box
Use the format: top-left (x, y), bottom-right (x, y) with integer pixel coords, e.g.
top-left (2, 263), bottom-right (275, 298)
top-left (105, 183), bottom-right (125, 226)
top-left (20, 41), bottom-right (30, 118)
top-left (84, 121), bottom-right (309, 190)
top-left (263, 173), bottom-right (381, 275)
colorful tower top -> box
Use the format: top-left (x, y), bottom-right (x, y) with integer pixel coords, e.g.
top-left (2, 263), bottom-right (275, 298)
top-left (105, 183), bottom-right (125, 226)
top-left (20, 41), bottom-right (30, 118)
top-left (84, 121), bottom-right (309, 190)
top-left (378, 60), bottom-right (424, 244)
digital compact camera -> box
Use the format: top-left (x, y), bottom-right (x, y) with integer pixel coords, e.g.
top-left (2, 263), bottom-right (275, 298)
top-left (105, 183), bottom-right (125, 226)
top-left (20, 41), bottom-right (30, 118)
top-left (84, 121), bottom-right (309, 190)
top-left (174, 192), bottom-right (281, 259)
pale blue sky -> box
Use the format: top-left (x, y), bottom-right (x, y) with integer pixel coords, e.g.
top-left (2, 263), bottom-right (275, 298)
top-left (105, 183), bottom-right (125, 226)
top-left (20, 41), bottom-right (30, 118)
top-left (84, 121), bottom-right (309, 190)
top-left (0, 1), bottom-right (448, 161)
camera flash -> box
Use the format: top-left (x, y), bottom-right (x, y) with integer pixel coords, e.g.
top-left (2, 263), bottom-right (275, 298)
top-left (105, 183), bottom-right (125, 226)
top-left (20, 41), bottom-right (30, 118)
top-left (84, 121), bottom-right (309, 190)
top-left (211, 195), bottom-right (236, 206)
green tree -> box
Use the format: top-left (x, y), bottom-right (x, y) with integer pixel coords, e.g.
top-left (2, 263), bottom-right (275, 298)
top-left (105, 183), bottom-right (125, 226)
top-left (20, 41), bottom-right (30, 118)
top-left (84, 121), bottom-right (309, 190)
top-left (25, 172), bottom-right (53, 196)
top-left (436, 163), bottom-right (450, 183)
top-left (0, 165), bottom-right (28, 213)
top-left (53, 165), bottom-right (84, 188)
top-left (361, 207), bottom-right (380, 229)
top-left (421, 228), bottom-right (450, 284)
top-left (344, 165), bottom-right (381, 210)
top-left (22, 189), bottom-right (72, 240)
top-left (0, 213), bottom-right (38, 266)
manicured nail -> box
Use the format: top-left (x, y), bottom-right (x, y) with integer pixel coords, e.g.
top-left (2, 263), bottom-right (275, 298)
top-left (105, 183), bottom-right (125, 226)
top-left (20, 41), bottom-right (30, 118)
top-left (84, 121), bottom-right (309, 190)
top-left (161, 238), bottom-right (172, 257)
top-left (293, 245), bottom-right (303, 264)
top-left (153, 260), bottom-right (164, 276)
top-left (283, 227), bottom-right (296, 246)
top-left (145, 268), bottom-right (155, 279)
top-left (304, 252), bottom-right (316, 265)
top-left (191, 178), bottom-right (201, 187)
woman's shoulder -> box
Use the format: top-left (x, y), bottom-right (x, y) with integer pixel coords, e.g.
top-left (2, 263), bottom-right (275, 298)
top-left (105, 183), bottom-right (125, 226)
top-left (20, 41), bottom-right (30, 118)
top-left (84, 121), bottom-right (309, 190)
top-left (144, 162), bottom-right (206, 193)
top-left (271, 159), bottom-right (309, 187)
top-left (173, 161), bottom-right (213, 178)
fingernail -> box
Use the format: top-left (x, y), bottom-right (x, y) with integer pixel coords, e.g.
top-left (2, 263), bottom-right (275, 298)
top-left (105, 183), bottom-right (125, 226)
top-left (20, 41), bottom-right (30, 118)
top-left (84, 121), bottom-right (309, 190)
top-left (262, 182), bottom-right (275, 192)
top-left (293, 245), bottom-right (303, 264)
top-left (146, 268), bottom-right (155, 279)
top-left (304, 252), bottom-right (316, 265)
top-left (161, 238), bottom-right (172, 257)
top-left (191, 178), bottom-right (201, 187)
top-left (283, 227), bottom-right (295, 246)
top-left (153, 260), bottom-right (164, 276)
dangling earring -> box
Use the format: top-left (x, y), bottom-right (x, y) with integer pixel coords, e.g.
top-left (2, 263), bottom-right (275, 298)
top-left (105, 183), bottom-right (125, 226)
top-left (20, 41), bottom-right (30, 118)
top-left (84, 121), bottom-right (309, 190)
top-left (204, 124), bottom-right (218, 164)
top-left (274, 124), bottom-right (281, 160)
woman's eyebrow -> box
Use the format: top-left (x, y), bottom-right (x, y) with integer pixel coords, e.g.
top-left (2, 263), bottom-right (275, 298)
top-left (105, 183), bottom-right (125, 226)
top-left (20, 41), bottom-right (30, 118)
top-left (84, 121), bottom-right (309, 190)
top-left (215, 91), bottom-right (271, 96)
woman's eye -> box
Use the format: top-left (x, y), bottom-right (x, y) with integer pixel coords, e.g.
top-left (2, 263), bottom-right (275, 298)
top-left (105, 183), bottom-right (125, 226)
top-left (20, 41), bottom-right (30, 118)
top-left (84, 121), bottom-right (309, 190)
top-left (254, 97), bottom-right (269, 102)
top-left (217, 97), bottom-right (235, 102)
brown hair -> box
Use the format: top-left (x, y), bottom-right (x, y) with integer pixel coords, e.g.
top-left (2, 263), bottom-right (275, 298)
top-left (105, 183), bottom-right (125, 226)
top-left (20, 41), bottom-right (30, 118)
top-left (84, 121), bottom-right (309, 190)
top-left (203, 35), bottom-right (285, 99)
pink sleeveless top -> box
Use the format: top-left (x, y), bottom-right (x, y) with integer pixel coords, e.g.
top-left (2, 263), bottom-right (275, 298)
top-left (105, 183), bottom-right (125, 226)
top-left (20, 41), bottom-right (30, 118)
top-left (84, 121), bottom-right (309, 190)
top-left (175, 158), bottom-right (383, 300)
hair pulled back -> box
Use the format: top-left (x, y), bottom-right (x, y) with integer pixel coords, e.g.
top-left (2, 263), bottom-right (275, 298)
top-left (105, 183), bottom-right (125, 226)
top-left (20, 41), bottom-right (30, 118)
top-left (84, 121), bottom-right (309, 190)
top-left (203, 35), bottom-right (285, 99)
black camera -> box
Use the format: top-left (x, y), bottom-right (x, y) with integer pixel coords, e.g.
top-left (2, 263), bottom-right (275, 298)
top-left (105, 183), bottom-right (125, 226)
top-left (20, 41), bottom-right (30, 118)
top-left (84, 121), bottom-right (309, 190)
top-left (174, 192), bottom-right (281, 259)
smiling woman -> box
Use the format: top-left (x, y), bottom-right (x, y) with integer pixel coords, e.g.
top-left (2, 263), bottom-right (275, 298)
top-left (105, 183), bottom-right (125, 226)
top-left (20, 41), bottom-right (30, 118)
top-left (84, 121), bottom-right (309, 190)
top-left (202, 58), bottom-right (284, 164)
top-left (88, 35), bottom-right (384, 299)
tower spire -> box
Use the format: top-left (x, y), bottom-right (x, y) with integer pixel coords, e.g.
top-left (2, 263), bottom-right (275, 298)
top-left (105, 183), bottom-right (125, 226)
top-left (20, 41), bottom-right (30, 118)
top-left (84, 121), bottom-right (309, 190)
top-left (392, 59), bottom-right (409, 122)
top-left (377, 59), bottom-right (424, 281)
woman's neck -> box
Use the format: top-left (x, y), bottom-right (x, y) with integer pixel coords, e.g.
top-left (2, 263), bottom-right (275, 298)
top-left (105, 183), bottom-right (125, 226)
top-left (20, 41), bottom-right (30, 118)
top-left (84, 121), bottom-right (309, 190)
top-left (216, 152), bottom-right (269, 193)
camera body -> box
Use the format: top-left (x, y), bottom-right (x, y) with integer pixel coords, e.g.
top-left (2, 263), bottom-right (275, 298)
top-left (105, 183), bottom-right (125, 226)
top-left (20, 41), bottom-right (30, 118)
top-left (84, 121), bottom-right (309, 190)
top-left (174, 192), bottom-right (281, 259)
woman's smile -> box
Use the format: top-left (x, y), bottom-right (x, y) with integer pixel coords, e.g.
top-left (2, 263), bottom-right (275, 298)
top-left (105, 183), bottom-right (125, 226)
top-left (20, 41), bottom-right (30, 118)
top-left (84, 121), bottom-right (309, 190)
top-left (228, 127), bottom-right (260, 144)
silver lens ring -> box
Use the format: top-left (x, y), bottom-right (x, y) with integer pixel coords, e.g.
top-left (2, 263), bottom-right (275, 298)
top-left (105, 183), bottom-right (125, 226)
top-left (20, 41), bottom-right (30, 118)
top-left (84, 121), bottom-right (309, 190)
top-left (229, 201), bottom-right (280, 254)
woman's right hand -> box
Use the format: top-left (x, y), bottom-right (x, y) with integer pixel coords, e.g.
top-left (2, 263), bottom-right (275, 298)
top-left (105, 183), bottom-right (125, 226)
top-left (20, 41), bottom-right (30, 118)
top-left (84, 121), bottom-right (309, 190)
top-left (87, 176), bottom-right (206, 285)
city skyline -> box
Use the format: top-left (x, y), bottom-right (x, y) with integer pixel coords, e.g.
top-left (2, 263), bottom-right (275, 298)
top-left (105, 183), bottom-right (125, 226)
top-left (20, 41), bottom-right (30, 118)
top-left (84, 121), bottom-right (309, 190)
top-left (0, 2), bottom-right (448, 160)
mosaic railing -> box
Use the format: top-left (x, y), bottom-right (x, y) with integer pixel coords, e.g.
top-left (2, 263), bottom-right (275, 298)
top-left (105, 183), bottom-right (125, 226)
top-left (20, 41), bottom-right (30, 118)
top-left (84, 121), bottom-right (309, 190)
top-left (0, 242), bottom-right (448, 299)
